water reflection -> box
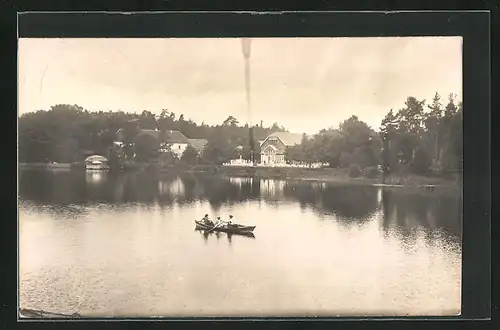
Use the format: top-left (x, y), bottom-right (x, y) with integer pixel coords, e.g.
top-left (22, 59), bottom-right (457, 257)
top-left (19, 170), bottom-right (462, 316)
top-left (381, 189), bottom-right (462, 243)
top-left (196, 229), bottom-right (256, 246)
top-left (86, 171), bottom-right (107, 185)
top-left (18, 170), bottom-right (461, 242)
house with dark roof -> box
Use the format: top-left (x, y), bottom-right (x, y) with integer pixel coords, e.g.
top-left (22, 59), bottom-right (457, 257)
top-left (115, 128), bottom-right (191, 158)
top-left (259, 131), bottom-right (304, 165)
top-left (157, 130), bottom-right (190, 158)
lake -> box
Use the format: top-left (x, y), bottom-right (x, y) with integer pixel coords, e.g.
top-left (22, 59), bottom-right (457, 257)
top-left (18, 169), bottom-right (462, 317)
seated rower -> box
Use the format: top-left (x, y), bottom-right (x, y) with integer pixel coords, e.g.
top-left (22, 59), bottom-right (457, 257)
top-left (227, 215), bottom-right (234, 226)
top-left (202, 214), bottom-right (213, 226)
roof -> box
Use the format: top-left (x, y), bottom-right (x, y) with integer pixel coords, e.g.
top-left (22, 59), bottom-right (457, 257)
top-left (137, 129), bottom-right (160, 140)
top-left (188, 139), bottom-right (208, 152)
top-left (162, 130), bottom-right (189, 144)
top-left (262, 144), bottom-right (278, 151)
top-left (85, 155), bottom-right (108, 163)
top-left (261, 131), bottom-right (303, 147)
top-left (136, 129), bottom-right (190, 144)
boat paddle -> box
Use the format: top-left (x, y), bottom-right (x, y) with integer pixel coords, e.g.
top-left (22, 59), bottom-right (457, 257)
top-left (206, 221), bottom-right (223, 234)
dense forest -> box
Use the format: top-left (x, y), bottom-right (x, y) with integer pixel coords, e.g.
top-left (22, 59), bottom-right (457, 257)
top-left (18, 92), bottom-right (462, 177)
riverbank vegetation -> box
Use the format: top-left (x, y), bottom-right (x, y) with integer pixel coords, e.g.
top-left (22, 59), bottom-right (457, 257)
top-left (18, 93), bottom-right (462, 185)
top-left (284, 93), bottom-right (462, 181)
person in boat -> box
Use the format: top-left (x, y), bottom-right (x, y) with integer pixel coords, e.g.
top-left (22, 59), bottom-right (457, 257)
top-left (202, 214), bottom-right (214, 226)
top-left (227, 215), bottom-right (234, 225)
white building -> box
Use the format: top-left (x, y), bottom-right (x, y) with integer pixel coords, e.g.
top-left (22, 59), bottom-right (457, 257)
top-left (84, 155), bottom-right (109, 171)
top-left (259, 132), bottom-right (303, 165)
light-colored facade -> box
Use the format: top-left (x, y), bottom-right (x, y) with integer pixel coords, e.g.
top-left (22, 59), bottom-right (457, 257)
top-left (168, 142), bottom-right (189, 158)
top-left (259, 132), bottom-right (303, 165)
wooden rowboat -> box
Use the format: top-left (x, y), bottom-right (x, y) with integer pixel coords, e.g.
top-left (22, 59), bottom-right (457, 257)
top-left (194, 220), bottom-right (256, 234)
top-left (195, 228), bottom-right (256, 239)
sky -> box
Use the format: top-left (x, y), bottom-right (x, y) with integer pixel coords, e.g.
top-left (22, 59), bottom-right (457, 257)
top-left (18, 37), bottom-right (462, 134)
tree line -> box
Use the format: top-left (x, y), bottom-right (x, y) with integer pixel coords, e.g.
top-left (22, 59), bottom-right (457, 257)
top-left (18, 105), bottom-right (285, 165)
top-left (284, 92), bottom-right (462, 177)
top-left (18, 92), bottom-right (462, 177)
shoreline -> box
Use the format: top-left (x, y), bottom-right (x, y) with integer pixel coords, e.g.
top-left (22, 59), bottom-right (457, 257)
top-left (18, 163), bottom-right (460, 188)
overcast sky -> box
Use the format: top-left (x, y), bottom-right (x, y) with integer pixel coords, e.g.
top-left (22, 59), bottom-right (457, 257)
top-left (18, 37), bottom-right (462, 134)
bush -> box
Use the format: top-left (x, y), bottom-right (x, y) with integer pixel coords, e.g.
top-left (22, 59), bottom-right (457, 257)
top-left (348, 164), bottom-right (362, 178)
top-left (181, 145), bottom-right (199, 165)
top-left (363, 166), bottom-right (379, 178)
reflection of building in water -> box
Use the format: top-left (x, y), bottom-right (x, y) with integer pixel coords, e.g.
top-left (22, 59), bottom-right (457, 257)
top-left (259, 179), bottom-right (285, 198)
top-left (228, 177), bottom-right (253, 189)
top-left (86, 171), bottom-right (107, 185)
top-left (158, 176), bottom-right (185, 197)
top-left (377, 187), bottom-right (382, 204)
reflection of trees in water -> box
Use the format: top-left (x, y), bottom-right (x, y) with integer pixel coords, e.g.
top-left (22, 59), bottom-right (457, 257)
top-left (281, 182), bottom-right (379, 224)
top-left (197, 229), bottom-right (254, 246)
top-left (196, 176), bottom-right (258, 211)
top-left (19, 170), bottom-right (87, 205)
top-left (18, 170), bottom-right (89, 218)
top-left (320, 185), bottom-right (379, 222)
top-left (381, 189), bottom-right (462, 242)
top-left (20, 172), bottom-right (380, 223)
top-left (19, 171), bottom-right (461, 241)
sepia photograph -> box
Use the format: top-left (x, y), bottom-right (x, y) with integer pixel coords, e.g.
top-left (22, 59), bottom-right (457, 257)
top-left (18, 36), bottom-right (463, 318)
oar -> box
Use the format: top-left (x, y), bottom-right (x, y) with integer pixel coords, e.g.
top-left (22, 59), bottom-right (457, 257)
top-left (206, 222), bottom-right (222, 233)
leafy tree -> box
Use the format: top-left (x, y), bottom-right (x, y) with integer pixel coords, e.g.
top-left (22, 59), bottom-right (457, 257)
top-left (159, 145), bottom-right (177, 166)
top-left (201, 141), bottom-right (230, 165)
top-left (412, 146), bottom-right (432, 174)
top-left (223, 116), bottom-right (239, 127)
top-left (181, 145), bottom-right (199, 165)
top-left (424, 92), bottom-right (443, 168)
top-left (134, 134), bottom-right (159, 162)
top-left (379, 93), bottom-right (462, 176)
top-left (139, 110), bottom-right (157, 129)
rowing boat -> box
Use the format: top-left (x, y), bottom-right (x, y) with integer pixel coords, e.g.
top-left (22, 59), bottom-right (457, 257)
top-left (194, 220), bottom-right (256, 234)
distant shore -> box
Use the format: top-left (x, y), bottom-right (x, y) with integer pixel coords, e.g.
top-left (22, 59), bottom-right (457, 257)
top-left (18, 162), bottom-right (461, 187)
top-left (216, 165), bottom-right (460, 188)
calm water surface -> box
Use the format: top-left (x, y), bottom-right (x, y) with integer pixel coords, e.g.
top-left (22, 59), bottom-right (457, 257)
top-left (18, 170), bottom-right (462, 317)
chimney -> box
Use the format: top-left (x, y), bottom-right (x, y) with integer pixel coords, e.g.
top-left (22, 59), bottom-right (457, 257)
top-left (260, 120), bottom-right (263, 128)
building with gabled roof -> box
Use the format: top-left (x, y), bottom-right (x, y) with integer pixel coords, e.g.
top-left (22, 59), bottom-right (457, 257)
top-left (115, 128), bottom-right (191, 158)
top-left (259, 131), bottom-right (304, 165)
